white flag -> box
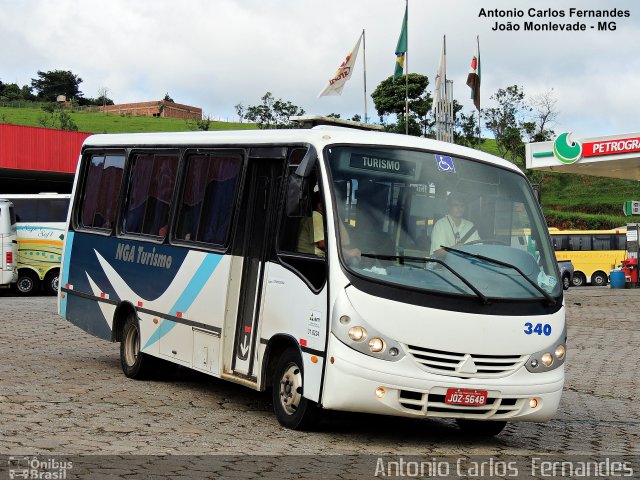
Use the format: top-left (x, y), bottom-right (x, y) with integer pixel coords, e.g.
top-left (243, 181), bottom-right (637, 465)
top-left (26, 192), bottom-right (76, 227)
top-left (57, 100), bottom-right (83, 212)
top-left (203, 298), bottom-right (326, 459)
top-left (318, 34), bottom-right (362, 98)
top-left (433, 37), bottom-right (446, 106)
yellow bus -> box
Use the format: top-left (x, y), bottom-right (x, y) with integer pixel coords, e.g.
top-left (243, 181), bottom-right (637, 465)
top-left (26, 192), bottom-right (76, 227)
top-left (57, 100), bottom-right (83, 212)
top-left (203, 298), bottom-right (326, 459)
top-left (548, 228), bottom-right (627, 287)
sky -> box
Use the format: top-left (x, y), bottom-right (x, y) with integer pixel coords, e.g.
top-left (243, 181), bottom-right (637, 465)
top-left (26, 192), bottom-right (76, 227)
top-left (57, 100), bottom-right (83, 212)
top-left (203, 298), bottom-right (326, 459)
top-left (1, 0), bottom-right (638, 139)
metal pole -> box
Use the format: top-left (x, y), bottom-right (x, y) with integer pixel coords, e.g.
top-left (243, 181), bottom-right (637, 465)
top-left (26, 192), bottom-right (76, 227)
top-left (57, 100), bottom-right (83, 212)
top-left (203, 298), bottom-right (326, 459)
top-left (405, 0), bottom-right (409, 135)
top-left (362, 29), bottom-right (368, 124)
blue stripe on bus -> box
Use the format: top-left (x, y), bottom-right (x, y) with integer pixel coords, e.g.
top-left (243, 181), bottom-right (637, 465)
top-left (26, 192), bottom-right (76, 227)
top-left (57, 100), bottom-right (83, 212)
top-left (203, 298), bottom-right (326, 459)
top-left (142, 253), bottom-right (223, 350)
top-left (59, 231), bottom-right (74, 317)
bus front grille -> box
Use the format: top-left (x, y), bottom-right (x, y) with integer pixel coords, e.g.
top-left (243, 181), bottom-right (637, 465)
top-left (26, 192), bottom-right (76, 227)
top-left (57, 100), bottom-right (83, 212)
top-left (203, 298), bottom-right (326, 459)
top-left (398, 389), bottom-right (525, 419)
top-left (405, 344), bottom-right (527, 378)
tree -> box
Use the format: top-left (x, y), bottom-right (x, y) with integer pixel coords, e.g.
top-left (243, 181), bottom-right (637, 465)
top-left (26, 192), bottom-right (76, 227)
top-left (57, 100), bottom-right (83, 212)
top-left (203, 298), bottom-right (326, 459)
top-left (371, 73), bottom-right (432, 136)
top-left (38, 103), bottom-right (78, 131)
top-left (163, 92), bottom-right (174, 102)
top-left (0, 80), bottom-right (35, 102)
top-left (244, 92), bottom-right (305, 129)
top-left (234, 103), bottom-right (245, 123)
top-left (185, 114), bottom-right (213, 131)
top-left (524, 89), bottom-right (558, 143)
top-left (453, 100), bottom-right (483, 149)
top-left (482, 85), bottom-right (531, 168)
top-left (31, 70), bottom-right (84, 102)
top-left (483, 85), bottom-right (559, 186)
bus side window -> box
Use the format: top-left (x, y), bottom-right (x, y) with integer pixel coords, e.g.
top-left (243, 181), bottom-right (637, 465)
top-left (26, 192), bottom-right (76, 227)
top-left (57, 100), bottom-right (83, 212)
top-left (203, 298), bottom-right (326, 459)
top-left (174, 152), bottom-right (243, 246)
top-left (123, 153), bottom-right (178, 238)
top-left (277, 149), bottom-right (327, 291)
top-left (79, 153), bottom-right (125, 230)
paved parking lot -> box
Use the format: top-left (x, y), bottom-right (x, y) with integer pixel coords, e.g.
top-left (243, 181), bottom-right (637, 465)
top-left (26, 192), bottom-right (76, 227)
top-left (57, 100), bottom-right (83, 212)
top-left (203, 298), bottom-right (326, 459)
top-left (0, 288), bottom-right (638, 463)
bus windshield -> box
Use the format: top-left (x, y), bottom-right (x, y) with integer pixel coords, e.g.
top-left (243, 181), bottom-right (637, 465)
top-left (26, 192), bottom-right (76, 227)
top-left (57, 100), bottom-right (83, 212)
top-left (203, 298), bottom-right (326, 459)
top-left (326, 145), bottom-right (561, 300)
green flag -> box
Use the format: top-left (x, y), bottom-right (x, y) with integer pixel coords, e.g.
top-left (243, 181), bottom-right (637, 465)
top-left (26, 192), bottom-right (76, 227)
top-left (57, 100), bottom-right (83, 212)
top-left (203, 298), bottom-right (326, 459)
top-left (393, 5), bottom-right (407, 79)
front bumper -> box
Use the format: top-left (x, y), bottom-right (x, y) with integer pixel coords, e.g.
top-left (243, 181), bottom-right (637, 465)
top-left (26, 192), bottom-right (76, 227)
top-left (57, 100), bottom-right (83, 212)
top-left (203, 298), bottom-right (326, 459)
top-left (322, 335), bottom-right (564, 422)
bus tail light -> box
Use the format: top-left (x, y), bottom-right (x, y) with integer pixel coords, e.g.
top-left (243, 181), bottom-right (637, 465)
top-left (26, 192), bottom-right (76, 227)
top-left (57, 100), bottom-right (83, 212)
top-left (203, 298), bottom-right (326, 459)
top-left (5, 252), bottom-right (12, 268)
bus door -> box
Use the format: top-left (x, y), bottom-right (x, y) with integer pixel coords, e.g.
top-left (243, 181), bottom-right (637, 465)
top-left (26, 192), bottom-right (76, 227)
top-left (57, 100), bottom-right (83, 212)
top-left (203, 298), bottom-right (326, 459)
top-left (224, 149), bottom-right (286, 380)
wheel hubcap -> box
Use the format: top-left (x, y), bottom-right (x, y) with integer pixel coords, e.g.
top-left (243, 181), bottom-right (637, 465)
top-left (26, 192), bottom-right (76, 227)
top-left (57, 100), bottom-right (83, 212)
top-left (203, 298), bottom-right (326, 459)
top-left (124, 326), bottom-right (139, 367)
top-left (279, 363), bottom-right (302, 415)
top-left (18, 278), bottom-right (32, 292)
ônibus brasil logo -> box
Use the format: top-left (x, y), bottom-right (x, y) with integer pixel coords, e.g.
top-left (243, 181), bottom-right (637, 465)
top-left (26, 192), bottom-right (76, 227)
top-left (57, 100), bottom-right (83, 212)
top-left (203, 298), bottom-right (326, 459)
top-left (553, 132), bottom-right (582, 164)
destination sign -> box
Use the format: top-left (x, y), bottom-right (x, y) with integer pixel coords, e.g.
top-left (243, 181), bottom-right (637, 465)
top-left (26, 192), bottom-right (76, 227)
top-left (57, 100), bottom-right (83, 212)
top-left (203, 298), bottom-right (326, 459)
top-left (349, 154), bottom-right (416, 176)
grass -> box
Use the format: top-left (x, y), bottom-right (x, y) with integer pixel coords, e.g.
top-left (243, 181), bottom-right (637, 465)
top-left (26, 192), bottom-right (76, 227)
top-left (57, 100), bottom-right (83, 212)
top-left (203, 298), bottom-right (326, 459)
top-left (0, 106), bottom-right (256, 133)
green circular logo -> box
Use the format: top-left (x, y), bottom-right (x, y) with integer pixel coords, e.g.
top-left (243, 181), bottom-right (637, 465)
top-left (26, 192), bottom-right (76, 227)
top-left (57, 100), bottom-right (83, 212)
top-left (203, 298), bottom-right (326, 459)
top-left (553, 132), bottom-right (582, 164)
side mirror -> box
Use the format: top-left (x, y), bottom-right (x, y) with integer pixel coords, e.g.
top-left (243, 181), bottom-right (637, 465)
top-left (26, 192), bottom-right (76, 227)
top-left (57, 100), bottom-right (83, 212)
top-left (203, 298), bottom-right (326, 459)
top-left (286, 146), bottom-right (317, 217)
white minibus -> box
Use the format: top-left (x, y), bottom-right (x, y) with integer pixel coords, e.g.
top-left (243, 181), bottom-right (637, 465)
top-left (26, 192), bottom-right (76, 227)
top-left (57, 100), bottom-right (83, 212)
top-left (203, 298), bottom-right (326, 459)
top-left (0, 199), bottom-right (18, 286)
top-left (59, 124), bottom-right (566, 435)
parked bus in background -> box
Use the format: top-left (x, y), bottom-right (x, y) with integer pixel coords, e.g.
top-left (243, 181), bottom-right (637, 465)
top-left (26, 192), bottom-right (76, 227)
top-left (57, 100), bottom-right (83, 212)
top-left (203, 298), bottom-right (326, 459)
top-left (59, 124), bottom-right (566, 436)
top-left (0, 199), bottom-right (18, 286)
top-left (0, 194), bottom-right (70, 295)
top-left (548, 227), bottom-right (627, 287)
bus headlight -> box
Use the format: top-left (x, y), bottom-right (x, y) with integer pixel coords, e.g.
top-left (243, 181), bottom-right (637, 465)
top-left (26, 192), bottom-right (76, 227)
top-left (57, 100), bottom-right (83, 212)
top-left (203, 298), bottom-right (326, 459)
top-left (332, 294), bottom-right (404, 362)
top-left (525, 323), bottom-right (567, 373)
top-left (348, 326), bottom-right (367, 341)
top-left (368, 337), bottom-right (385, 353)
top-left (541, 352), bottom-right (554, 367)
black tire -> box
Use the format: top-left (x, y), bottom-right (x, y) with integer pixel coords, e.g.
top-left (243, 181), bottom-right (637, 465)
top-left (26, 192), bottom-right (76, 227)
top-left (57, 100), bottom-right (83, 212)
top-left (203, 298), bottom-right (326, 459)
top-left (591, 271), bottom-right (608, 287)
top-left (562, 274), bottom-right (571, 290)
top-left (15, 270), bottom-right (40, 296)
top-left (456, 419), bottom-right (507, 437)
top-left (272, 348), bottom-right (319, 430)
top-left (120, 314), bottom-right (157, 379)
top-left (571, 272), bottom-right (586, 287)
top-left (44, 270), bottom-right (60, 296)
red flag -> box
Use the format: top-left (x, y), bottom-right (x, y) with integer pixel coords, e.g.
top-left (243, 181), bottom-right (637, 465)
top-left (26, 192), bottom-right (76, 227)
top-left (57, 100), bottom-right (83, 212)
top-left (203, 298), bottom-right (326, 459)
top-left (466, 37), bottom-right (481, 111)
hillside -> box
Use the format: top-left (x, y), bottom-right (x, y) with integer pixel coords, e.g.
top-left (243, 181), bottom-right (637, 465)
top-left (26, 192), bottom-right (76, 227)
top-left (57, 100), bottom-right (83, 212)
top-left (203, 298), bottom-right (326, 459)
top-left (1, 105), bottom-right (638, 229)
top-left (0, 105), bottom-right (255, 133)
top-left (476, 140), bottom-right (638, 229)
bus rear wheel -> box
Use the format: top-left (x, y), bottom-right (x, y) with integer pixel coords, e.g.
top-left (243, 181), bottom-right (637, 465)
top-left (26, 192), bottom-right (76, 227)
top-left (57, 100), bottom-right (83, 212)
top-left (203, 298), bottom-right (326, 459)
top-left (15, 270), bottom-right (39, 296)
top-left (272, 348), bottom-right (319, 430)
top-left (44, 270), bottom-right (60, 295)
top-left (571, 272), bottom-right (586, 287)
top-left (120, 314), bottom-right (156, 379)
top-left (456, 419), bottom-right (507, 437)
top-left (591, 271), bottom-right (608, 287)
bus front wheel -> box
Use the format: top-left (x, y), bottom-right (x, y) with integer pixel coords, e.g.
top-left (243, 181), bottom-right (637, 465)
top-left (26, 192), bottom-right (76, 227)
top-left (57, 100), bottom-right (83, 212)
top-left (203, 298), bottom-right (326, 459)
top-left (456, 419), bottom-right (507, 437)
top-left (272, 348), bottom-right (319, 430)
top-left (571, 272), bottom-right (586, 287)
top-left (120, 314), bottom-right (156, 379)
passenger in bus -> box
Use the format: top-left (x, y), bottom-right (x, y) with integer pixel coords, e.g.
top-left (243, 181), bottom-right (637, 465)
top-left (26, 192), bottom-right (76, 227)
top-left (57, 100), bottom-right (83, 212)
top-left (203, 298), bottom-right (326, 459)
top-left (297, 191), bottom-right (325, 255)
top-left (430, 193), bottom-right (480, 259)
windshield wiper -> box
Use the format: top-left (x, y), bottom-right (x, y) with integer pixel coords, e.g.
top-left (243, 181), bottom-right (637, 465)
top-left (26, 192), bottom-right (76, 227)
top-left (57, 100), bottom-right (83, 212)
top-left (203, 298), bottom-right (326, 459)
top-left (441, 246), bottom-right (557, 306)
top-left (360, 253), bottom-right (489, 304)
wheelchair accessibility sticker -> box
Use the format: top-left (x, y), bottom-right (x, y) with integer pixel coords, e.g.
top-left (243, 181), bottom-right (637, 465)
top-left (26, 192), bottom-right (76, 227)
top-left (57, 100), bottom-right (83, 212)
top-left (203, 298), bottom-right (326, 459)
top-left (436, 155), bottom-right (456, 173)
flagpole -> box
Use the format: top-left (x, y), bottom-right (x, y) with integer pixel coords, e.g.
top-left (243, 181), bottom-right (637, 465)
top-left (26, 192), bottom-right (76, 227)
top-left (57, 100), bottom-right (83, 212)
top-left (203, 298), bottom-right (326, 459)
top-left (477, 35), bottom-right (481, 143)
top-left (362, 29), bottom-right (368, 124)
top-left (404, 0), bottom-right (409, 135)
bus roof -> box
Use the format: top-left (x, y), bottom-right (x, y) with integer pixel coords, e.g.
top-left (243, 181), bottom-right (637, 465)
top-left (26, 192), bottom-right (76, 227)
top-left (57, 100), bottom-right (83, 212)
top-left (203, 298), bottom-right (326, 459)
top-left (81, 127), bottom-right (522, 174)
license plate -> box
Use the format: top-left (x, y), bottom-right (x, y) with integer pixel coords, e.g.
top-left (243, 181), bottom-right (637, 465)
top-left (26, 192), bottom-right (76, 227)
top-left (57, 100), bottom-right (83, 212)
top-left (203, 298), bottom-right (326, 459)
top-left (445, 388), bottom-right (488, 406)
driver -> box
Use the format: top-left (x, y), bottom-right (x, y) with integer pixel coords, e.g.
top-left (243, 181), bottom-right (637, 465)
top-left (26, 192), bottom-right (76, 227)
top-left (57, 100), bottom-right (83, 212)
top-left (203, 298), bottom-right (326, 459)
top-left (430, 193), bottom-right (480, 259)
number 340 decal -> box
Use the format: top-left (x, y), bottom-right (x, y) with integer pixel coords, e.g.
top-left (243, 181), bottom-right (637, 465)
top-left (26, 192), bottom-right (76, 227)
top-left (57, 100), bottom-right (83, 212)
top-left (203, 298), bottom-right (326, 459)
top-left (524, 322), bottom-right (552, 336)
